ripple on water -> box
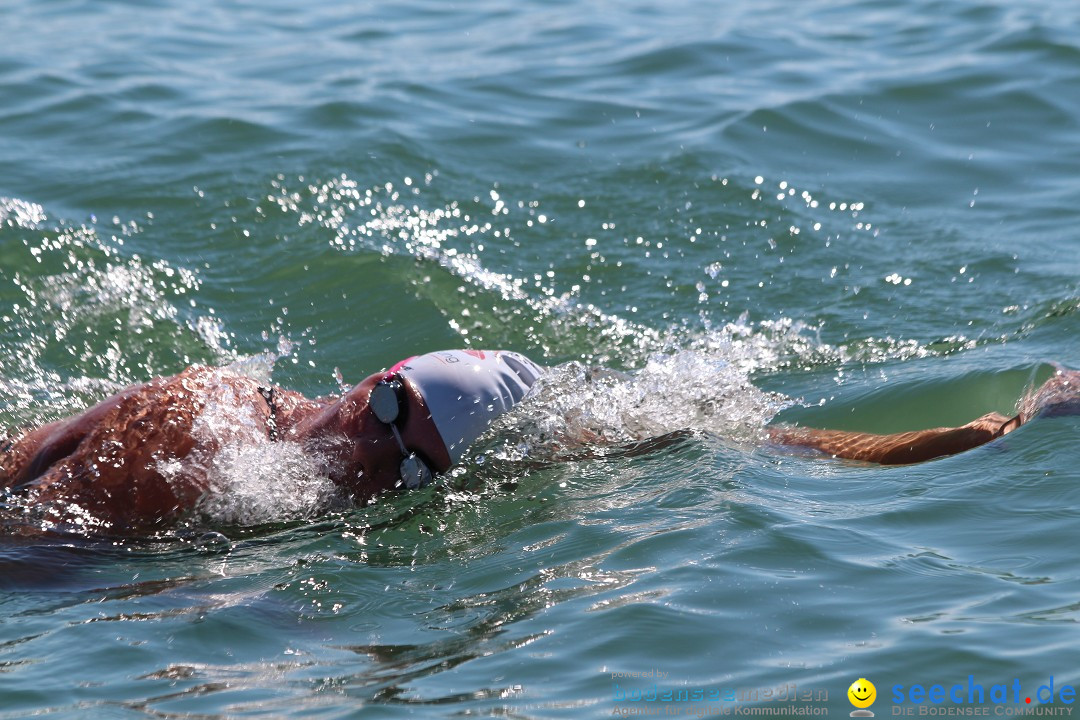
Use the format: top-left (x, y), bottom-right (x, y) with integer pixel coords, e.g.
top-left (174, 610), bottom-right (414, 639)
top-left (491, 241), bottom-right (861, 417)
top-left (3, 0), bottom-right (1080, 714)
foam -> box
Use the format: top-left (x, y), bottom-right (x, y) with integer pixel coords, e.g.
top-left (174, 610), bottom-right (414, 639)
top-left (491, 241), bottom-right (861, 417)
top-left (0, 212), bottom-right (230, 426)
top-left (169, 368), bottom-right (343, 527)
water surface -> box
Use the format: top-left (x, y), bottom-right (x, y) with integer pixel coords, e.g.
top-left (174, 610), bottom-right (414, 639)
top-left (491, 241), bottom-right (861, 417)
top-left (2, 0), bottom-right (1080, 717)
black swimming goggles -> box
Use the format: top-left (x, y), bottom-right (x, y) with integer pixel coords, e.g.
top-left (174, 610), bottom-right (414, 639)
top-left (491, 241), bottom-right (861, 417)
top-left (368, 377), bottom-right (434, 490)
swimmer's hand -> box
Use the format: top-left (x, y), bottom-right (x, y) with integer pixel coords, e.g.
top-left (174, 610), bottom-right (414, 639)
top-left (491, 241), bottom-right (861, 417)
top-left (1020, 367), bottom-right (1080, 419)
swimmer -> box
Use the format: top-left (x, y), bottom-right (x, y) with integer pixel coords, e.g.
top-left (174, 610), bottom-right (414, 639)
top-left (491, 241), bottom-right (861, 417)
top-left (0, 350), bottom-right (541, 530)
top-left (1, 351), bottom-right (1078, 531)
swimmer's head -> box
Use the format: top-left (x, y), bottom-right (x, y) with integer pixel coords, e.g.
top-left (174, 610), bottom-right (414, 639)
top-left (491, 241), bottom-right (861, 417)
top-left (337, 350), bottom-right (539, 494)
top-left (336, 371), bottom-right (452, 497)
top-left (389, 350), bottom-right (541, 463)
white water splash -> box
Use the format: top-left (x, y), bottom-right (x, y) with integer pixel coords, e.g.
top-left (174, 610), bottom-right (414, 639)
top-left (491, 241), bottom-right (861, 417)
top-left (267, 173), bottom-right (973, 373)
top-left (480, 345), bottom-right (791, 465)
top-left (0, 197), bottom-right (47, 229)
top-left (152, 368), bottom-right (344, 526)
top-left (192, 439), bottom-right (343, 526)
top-left (267, 174), bottom-right (666, 364)
top-left (0, 206), bottom-right (231, 425)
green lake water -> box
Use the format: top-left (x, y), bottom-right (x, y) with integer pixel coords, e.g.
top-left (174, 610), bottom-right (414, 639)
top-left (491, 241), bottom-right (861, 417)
top-left (2, 0), bottom-right (1080, 716)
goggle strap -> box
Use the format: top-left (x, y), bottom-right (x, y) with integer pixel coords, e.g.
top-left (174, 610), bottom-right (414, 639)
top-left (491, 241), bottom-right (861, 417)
top-left (387, 422), bottom-right (408, 456)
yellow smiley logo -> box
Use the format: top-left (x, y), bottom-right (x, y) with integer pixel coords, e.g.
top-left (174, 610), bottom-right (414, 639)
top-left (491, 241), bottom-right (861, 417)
top-left (848, 678), bottom-right (876, 710)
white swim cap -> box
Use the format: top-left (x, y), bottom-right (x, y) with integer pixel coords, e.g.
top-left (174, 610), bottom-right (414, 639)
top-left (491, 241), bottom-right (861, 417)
top-left (389, 350), bottom-right (542, 463)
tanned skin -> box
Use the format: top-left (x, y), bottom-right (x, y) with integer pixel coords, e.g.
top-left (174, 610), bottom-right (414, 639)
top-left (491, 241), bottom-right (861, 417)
top-left (768, 412), bottom-right (1021, 465)
top-left (0, 365), bottom-right (450, 531)
top-left (769, 367), bottom-right (1080, 464)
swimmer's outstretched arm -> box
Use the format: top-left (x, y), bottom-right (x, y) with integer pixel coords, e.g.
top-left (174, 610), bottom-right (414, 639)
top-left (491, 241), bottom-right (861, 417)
top-left (769, 366), bottom-right (1080, 465)
top-left (768, 412), bottom-right (1019, 465)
